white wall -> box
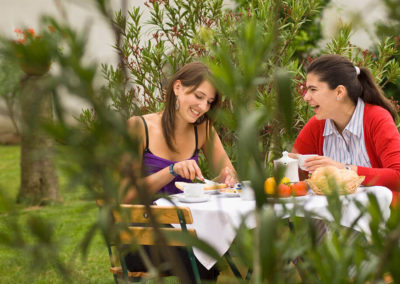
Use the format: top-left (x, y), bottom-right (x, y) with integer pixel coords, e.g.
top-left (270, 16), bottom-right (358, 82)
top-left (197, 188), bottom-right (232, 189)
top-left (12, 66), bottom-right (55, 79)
top-left (0, 0), bottom-right (387, 133)
top-left (0, 0), bottom-right (152, 132)
top-left (321, 0), bottom-right (387, 49)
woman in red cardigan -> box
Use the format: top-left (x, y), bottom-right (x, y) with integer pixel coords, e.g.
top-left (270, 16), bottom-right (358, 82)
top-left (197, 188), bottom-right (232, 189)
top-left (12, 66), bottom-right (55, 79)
top-left (292, 55), bottom-right (400, 205)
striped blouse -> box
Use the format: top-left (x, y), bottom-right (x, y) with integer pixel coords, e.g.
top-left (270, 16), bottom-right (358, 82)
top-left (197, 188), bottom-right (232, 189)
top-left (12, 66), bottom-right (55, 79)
top-left (322, 98), bottom-right (371, 167)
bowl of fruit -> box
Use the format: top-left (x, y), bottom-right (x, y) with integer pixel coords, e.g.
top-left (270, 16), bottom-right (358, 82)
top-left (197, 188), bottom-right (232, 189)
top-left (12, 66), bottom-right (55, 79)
top-left (264, 177), bottom-right (309, 198)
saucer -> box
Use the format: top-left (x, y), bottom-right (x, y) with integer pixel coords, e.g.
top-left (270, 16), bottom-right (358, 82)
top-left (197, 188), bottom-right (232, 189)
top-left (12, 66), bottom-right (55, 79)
top-left (219, 192), bottom-right (240, 197)
top-left (267, 194), bottom-right (312, 203)
top-left (177, 195), bottom-right (210, 203)
top-left (218, 188), bottom-right (240, 197)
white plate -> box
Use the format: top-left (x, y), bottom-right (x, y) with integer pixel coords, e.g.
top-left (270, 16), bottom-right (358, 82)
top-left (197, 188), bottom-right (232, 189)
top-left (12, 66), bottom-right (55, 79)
top-left (204, 189), bottom-right (218, 194)
top-left (177, 195), bottom-right (210, 203)
top-left (267, 194), bottom-right (312, 202)
top-left (218, 189), bottom-right (241, 197)
top-left (219, 192), bottom-right (240, 198)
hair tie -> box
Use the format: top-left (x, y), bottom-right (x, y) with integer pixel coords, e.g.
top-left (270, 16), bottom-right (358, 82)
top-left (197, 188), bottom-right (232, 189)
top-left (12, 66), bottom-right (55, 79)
top-left (355, 66), bottom-right (360, 76)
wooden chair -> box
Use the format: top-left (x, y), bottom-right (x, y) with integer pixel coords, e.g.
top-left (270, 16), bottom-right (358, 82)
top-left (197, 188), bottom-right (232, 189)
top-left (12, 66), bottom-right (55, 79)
top-left (103, 204), bottom-right (201, 284)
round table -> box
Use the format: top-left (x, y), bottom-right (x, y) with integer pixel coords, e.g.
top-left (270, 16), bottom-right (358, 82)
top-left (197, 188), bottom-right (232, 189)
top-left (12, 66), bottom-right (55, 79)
top-left (155, 186), bottom-right (392, 269)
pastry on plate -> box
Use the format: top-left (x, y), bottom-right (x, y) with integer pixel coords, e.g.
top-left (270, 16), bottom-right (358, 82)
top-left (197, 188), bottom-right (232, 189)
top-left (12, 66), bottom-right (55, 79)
top-left (175, 181), bottom-right (228, 191)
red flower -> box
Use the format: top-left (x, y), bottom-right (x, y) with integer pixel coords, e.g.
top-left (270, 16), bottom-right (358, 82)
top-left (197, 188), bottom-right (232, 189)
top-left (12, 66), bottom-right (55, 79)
top-left (27, 29), bottom-right (35, 36)
top-left (14, 28), bottom-right (37, 45)
top-left (11, 26), bottom-right (59, 75)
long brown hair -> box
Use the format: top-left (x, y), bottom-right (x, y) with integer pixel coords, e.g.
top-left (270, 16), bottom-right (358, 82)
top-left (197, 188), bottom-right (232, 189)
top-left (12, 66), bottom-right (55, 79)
top-left (161, 62), bottom-right (220, 152)
top-left (307, 54), bottom-right (397, 120)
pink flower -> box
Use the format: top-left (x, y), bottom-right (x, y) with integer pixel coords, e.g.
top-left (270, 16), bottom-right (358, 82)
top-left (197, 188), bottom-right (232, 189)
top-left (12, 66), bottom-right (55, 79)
top-left (27, 29), bottom-right (35, 36)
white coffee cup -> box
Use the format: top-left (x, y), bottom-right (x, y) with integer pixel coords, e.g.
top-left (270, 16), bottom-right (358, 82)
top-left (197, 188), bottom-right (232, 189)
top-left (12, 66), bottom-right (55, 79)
top-left (298, 154), bottom-right (318, 170)
top-left (183, 183), bottom-right (204, 198)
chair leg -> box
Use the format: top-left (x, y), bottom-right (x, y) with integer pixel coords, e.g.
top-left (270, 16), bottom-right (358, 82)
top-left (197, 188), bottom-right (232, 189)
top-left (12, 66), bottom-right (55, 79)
top-left (177, 209), bottom-right (201, 284)
top-left (245, 268), bottom-right (252, 280)
top-left (121, 257), bottom-right (129, 280)
top-left (224, 251), bottom-right (242, 279)
top-left (106, 244), bottom-right (120, 284)
top-left (186, 247), bottom-right (201, 284)
top-left (113, 274), bottom-right (119, 284)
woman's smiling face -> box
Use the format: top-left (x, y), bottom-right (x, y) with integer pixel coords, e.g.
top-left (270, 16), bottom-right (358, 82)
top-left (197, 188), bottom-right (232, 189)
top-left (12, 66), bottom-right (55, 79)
top-left (174, 79), bottom-right (216, 123)
top-left (304, 72), bottom-right (340, 120)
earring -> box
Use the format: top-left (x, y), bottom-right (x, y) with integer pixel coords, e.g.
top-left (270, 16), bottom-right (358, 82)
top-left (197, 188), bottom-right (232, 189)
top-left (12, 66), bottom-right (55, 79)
top-left (175, 98), bottom-right (180, 110)
top-left (336, 97), bottom-right (340, 101)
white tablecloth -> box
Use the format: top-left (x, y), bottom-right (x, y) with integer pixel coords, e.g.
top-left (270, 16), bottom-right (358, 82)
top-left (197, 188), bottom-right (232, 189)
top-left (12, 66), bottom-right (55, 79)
top-left (155, 186), bottom-right (392, 269)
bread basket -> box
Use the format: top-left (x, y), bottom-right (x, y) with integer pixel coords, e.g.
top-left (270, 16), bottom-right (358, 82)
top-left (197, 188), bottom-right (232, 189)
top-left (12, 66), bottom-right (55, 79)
top-left (306, 176), bottom-right (365, 195)
top-left (305, 166), bottom-right (365, 195)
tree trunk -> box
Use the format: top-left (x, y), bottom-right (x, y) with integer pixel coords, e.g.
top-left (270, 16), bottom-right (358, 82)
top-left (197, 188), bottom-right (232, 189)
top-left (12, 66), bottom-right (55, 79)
top-left (18, 74), bottom-right (60, 205)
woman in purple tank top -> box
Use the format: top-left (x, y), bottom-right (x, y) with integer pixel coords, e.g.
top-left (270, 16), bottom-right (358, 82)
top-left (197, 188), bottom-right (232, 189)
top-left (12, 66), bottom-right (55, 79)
top-left (124, 62), bottom-right (237, 282)
top-left (126, 62), bottom-right (237, 199)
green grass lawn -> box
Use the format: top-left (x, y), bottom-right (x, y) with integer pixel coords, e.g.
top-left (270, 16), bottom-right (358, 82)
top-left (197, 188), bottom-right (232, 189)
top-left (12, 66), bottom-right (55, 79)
top-left (0, 146), bottom-right (112, 283)
top-left (0, 146), bottom-right (233, 284)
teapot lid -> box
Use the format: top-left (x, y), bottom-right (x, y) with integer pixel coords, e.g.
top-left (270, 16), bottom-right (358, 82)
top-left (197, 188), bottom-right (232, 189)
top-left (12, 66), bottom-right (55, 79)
top-left (275, 151), bottom-right (296, 164)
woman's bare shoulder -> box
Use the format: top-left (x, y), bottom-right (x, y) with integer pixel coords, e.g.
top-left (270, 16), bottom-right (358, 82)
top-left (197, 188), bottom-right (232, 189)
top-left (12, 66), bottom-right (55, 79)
top-left (144, 113), bottom-right (163, 128)
top-left (128, 113), bottom-right (162, 131)
top-left (127, 115), bottom-right (142, 129)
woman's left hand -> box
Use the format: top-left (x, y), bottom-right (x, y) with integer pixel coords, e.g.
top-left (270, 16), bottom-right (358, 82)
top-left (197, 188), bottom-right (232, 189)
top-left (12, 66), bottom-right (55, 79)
top-left (216, 167), bottom-right (237, 187)
top-left (303, 155), bottom-right (344, 172)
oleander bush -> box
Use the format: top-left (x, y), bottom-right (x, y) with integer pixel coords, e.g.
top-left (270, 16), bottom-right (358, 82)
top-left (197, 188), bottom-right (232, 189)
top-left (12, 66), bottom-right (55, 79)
top-left (101, 0), bottom-right (400, 171)
top-left (102, 0), bottom-right (333, 169)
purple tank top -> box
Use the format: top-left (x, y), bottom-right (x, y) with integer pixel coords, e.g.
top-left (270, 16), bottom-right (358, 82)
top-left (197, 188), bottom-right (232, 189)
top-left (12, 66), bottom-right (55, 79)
top-left (140, 117), bottom-right (199, 195)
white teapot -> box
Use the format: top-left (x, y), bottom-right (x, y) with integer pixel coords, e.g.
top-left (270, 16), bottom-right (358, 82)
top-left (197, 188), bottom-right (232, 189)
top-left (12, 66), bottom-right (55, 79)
top-left (273, 151), bottom-right (299, 182)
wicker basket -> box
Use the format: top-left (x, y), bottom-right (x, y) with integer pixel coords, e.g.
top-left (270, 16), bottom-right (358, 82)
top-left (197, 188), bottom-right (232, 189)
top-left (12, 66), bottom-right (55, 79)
top-left (306, 176), bottom-right (365, 195)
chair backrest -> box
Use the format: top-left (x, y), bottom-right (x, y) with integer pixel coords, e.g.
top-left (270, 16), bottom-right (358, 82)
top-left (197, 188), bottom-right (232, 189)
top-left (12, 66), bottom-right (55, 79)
top-left (97, 202), bottom-right (201, 283)
top-left (112, 204), bottom-right (196, 246)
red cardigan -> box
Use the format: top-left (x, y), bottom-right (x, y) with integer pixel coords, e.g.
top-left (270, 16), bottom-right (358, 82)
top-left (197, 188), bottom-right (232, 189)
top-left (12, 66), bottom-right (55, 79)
top-left (293, 103), bottom-right (400, 205)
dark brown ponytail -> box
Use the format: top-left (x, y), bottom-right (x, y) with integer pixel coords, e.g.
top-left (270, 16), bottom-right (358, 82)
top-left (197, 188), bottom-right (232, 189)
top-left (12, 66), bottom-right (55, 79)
top-left (307, 54), bottom-right (397, 120)
top-left (357, 67), bottom-right (397, 120)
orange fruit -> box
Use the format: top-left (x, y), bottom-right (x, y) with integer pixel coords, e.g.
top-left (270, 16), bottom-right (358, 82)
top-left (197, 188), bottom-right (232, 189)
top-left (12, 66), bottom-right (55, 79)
top-left (291, 181), bottom-right (308, 196)
top-left (264, 177), bottom-right (276, 195)
top-left (278, 183), bottom-right (291, 197)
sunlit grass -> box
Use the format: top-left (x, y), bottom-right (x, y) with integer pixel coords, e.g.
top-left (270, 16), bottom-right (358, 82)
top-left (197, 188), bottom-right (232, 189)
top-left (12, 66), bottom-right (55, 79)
top-left (0, 146), bottom-right (184, 283)
top-left (0, 146), bottom-right (20, 202)
top-left (0, 146), bottom-right (111, 283)
top-left (0, 146), bottom-right (219, 283)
